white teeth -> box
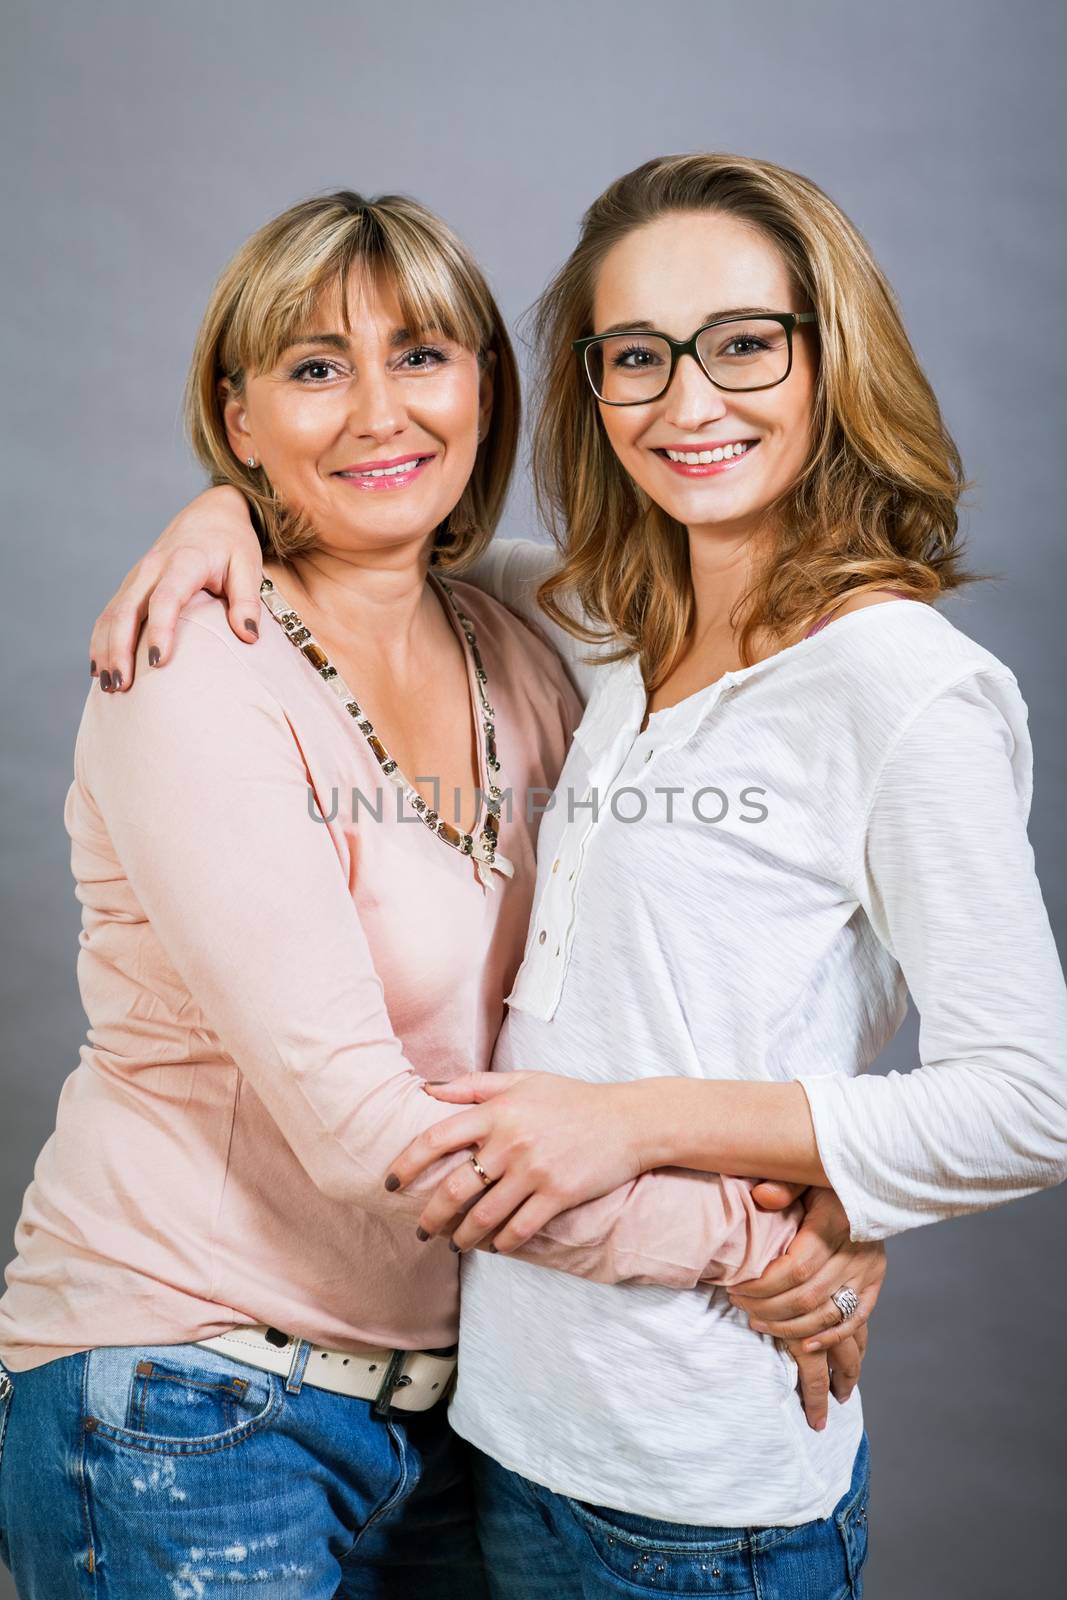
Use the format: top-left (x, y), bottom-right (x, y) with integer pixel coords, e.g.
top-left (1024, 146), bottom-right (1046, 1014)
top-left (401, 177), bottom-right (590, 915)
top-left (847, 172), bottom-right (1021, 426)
top-left (347, 459), bottom-right (424, 478)
top-left (664, 442), bottom-right (752, 465)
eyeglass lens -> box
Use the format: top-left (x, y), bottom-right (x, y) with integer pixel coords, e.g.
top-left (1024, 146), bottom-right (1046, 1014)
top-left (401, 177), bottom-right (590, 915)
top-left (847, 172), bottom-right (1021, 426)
top-left (585, 316), bottom-right (793, 402)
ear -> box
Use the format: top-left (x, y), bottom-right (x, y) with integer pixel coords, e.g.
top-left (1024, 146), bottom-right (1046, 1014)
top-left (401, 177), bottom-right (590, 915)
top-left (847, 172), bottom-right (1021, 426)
top-left (477, 349), bottom-right (496, 442)
top-left (219, 378), bottom-right (254, 464)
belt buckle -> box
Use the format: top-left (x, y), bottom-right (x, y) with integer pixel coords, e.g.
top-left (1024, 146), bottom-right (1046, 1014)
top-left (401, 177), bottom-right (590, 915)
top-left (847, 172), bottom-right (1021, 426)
top-left (370, 1349), bottom-right (413, 1418)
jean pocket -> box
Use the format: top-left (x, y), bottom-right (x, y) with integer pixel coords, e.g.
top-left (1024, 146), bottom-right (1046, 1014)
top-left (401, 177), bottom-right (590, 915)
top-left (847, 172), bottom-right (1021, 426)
top-left (83, 1343), bottom-right (280, 1456)
top-left (564, 1496), bottom-right (755, 1595)
top-left (834, 1442), bottom-right (871, 1596)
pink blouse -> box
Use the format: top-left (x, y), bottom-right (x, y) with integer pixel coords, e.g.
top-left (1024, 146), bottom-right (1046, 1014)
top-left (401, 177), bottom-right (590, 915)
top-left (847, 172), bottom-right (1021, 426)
top-left (0, 573), bottom-right (798, 1372)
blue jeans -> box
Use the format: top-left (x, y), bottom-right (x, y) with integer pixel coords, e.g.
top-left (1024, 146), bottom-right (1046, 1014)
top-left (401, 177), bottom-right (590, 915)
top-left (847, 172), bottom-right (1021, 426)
top-left (472, 1431), bottom-right (871, 1600)
top-left (0, 1341), bottom-right (488, 1598)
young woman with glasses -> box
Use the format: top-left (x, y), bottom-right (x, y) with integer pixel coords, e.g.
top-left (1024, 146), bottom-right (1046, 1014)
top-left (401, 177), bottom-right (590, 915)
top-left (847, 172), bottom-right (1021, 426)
top-left (74, 154), bottom-right (1067, 1597)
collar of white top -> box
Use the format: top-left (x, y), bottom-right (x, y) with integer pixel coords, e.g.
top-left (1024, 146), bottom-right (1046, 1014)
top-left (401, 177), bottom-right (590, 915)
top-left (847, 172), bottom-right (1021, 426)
top-left (575, 601), bottom-right (920, 761)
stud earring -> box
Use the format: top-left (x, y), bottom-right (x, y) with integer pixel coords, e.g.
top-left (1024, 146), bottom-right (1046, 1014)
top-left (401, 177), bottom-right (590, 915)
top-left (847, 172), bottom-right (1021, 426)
top-left (246, 456), bottom-right (257, 468)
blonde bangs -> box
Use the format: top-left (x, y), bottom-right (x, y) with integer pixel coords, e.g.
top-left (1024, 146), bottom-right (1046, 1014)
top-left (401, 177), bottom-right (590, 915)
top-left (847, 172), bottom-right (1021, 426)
top-left (217, 205), bottom-right (487, 384)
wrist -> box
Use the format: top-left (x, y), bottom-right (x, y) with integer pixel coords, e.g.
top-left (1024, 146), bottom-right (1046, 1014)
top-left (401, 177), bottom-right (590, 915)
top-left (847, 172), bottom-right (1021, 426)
top-left (620, 1078), bottom-right (693, 1173)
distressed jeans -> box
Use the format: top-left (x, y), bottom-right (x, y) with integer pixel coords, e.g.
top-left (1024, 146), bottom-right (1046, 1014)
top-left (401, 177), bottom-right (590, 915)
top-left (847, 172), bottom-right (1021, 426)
top-left (0, 1340), bottom-right (489, 1597)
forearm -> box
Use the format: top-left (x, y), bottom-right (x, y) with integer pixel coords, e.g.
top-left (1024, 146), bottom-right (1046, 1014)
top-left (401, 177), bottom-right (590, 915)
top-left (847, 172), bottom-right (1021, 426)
top-left (630, 1077), bottom-right (830, 1187)
top-left (508, 1166), bottom-right (801, 1288)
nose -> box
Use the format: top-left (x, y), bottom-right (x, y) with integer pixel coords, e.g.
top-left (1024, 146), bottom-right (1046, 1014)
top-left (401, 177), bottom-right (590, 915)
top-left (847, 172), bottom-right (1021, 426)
top-left (344, 363), bottom-right (407, 444)
top-left (661, 352), bottom-right (728, 432)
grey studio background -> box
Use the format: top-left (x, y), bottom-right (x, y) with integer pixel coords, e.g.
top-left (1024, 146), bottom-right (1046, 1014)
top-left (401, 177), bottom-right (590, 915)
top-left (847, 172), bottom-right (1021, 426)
top-left (1, 2), bottom-right (1064, 1596)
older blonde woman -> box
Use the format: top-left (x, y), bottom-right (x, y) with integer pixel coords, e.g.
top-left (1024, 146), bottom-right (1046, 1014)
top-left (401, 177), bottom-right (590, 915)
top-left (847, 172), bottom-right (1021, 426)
top-left (0, 187), bottom-right (853, 1598)
top-left (86, 155), bottom-right (1067, 1599)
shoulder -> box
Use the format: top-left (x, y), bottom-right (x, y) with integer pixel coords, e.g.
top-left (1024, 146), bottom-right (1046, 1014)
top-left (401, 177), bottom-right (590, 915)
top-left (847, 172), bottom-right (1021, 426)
top-left (78, 592), bottom-right (293, 766)
top-left (819, 597), bottom-right (1020, 707)
top-left (459, 536), bottom-right (559, 596)
top-left (790, 599), bottom-right (1031, 831)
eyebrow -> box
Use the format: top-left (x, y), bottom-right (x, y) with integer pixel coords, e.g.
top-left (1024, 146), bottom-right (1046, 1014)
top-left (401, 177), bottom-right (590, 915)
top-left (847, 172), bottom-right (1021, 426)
top-left (596, 306), bottom-right (784, 336)
top-left (279, 327), bottom-right (434, 355)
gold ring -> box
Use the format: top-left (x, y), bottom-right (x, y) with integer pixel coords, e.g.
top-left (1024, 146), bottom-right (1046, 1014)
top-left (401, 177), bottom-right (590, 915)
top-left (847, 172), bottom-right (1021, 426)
top-left (469, 1152), bottom-right (494, 1188)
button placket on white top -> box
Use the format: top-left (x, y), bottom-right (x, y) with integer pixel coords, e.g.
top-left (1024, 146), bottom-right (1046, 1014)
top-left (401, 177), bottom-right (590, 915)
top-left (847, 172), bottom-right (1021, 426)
top-left (514, 664), bottom-right (742, 1018)
top-left (516, 670), bottom-right (649, 1013)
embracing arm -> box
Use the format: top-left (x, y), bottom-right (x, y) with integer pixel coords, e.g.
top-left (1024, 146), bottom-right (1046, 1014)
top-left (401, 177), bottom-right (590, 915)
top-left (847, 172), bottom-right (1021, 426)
top-left (614, 671), bottom-right (1067, 1240)
top-left (79, 614), bottom-right (483, 1223)
top-left (505, 1166), bottom-right (800, 1289)
top-left (87, 486), bottom-right (602, 702)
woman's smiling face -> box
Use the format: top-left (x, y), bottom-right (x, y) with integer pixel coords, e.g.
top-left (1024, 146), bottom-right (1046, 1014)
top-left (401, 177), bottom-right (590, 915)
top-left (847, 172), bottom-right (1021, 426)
top-left (590, 210), bottom-right (818, 545)
top-left (222, 266), bottom-right (492, 557)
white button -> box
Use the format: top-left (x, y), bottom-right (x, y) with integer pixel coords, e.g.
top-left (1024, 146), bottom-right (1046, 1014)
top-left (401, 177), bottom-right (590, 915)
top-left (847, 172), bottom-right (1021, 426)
top-left (644, 748), bottom-right (654, 762)
top-left (552, 859), bottom-right (560, 873)
top-left (538, 930), bottom-right (547, 945)
top-left (554, 945), bottom-right (560, 957)
top-left (568, 871), bottom-right (575, 881)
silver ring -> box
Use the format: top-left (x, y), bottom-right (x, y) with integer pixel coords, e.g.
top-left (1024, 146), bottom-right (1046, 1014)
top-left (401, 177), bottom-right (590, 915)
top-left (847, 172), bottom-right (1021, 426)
top-left (831, 1286), bottom-right (859, 1323)
top-left (469, 1152), bottom-right (494, 1188)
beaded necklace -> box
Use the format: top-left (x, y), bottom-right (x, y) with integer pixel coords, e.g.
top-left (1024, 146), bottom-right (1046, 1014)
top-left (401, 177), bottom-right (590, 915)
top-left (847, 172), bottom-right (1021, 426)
top-left (259, 572), bottom-right (514, 890)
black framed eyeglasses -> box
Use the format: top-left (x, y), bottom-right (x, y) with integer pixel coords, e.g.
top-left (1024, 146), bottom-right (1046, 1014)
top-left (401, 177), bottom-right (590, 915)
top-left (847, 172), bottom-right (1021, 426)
top-left (573, 311), bottom-right (818, 405)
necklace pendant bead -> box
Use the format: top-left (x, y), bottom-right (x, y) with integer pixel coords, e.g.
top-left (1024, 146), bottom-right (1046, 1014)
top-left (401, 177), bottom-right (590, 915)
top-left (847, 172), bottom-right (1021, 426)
top-left (260, 572), bottom-right (512, 882)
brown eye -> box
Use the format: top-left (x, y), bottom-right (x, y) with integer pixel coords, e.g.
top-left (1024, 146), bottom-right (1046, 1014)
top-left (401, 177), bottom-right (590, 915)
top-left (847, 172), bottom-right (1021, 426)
top-left (291, 359), bottom-right (344, 382)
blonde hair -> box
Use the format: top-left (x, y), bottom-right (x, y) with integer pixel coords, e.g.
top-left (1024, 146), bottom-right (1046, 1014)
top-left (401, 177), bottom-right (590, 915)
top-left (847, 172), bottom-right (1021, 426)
top-left (530, 153), bottom-right (985, 688)
top-left (184, 189), bottom-right (520, 567)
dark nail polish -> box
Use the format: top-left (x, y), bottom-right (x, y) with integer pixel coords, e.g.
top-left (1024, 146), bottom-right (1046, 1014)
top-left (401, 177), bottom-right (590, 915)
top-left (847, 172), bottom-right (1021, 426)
top-left (244, 619), bottom-right (259, 637)
top-left (90, 659), bottom-right (96, 675)
top-left (112, 670), bottom-right (123, 689)
top-left (384, 1174), bottom-right (400, 1192)
top-left (424, 1080), bottom-right (447, 1085)
top-left (148, 645), bottom-right (160, 667)
top-left (99, 670), bottom-right (111, 691)
top-left (415, 1226), bottom-right (430, 1242)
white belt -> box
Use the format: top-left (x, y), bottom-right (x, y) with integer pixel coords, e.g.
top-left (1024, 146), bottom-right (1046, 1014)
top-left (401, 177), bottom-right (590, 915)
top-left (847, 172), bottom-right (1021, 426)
top-left (193, 1325), bottom-right (456, 1415)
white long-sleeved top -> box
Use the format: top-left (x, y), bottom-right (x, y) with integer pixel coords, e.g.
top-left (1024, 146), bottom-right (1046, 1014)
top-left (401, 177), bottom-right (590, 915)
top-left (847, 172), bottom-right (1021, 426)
top-left (449, 538), bottom-right (1067, 1526)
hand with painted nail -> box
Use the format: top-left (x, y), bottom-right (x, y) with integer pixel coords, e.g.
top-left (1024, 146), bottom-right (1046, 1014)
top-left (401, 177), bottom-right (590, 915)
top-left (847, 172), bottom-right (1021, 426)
top-left (89, 483), bottom-right (264, 692)
top-left (387, 1070), bottom-right (653, 1254)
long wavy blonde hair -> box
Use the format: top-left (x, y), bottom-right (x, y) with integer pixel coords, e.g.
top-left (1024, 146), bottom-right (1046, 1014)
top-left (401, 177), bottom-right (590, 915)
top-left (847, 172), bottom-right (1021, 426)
top-left (531, 153), bottom-right (985, 688)
top-left (185, 189), bottom-right (520, 568)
